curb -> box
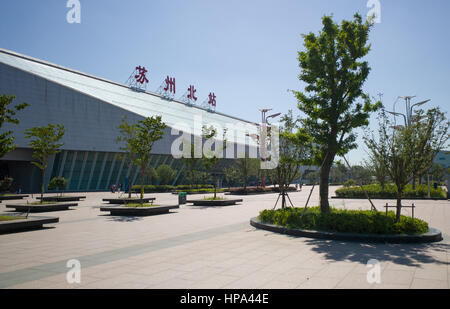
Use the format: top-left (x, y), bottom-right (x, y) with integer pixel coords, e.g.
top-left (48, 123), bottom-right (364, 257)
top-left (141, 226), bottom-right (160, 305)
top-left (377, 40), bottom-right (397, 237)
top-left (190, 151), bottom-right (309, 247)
top-left (250, 217), bottom-right (443, 244)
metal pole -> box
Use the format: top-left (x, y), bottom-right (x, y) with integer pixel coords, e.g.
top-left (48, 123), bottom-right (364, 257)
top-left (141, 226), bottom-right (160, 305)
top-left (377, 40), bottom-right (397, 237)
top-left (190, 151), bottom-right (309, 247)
top-left (428, 173), bottom-right (431, 199)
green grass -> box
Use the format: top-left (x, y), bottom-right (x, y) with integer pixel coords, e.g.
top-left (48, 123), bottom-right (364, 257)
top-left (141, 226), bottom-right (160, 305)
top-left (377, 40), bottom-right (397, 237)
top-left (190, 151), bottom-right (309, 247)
top-left (0, 215), bottom-right (25, 222)
top-left (202, 197), bottom-right (227, 201)
top-left (29, 201), bottom-right (57, 205)
top-left (123, 203), bottom-right (160, 208)
top-left (335, 183), bottom-right (446, 199)
top-left (259, 206), bottom-right (429, 235)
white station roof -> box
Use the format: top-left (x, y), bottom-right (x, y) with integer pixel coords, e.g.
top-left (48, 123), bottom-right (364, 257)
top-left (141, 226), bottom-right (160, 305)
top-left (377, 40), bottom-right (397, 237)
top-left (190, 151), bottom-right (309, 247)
top-left (0, 48), bottom-right (259, 146)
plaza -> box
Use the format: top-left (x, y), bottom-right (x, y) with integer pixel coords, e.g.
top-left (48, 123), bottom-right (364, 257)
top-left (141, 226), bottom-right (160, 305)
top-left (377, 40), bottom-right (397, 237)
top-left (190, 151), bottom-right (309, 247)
top-left (0, 187), bottom-right (448, 289)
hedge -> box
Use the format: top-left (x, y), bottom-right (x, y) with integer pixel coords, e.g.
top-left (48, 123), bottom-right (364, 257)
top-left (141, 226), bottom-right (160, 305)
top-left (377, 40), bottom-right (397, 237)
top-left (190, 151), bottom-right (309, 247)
top-left (335, 183), bottom-right (446, 199)
top-left (259, 207), bottom-right (429, 235)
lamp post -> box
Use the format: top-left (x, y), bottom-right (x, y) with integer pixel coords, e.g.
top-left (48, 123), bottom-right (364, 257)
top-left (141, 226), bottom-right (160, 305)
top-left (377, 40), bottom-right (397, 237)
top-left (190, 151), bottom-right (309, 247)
top-left (247, 109), bottom-right (281, 188)
top-left (385, 97), bottom-right (430, 127)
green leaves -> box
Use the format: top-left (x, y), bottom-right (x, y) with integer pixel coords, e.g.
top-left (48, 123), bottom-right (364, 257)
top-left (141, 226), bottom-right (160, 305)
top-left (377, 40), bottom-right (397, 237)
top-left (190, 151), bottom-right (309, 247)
top-left (25, 123), bottom-right (65, 171)
top-left (295, 14), bottom-right (380, 156)
top-left (116, 116), bottom-right (167, 198)
top-left (0, 94), bottom-right (29, 158)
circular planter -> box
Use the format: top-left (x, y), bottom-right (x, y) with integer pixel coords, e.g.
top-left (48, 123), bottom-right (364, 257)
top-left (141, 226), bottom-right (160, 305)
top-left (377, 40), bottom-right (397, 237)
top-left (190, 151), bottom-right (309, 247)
top-left (331, 196), bottom-right (447, 201)
top-left (186, 199), bottom-right (243, 206)
top-left (102, 197), bottom-right (156, 204)
top-left (100, 205), bottom-right (179, 216)
top-left (6, 203), bottom-right (78, 212)
top-left (250, 217), bottom-right (443, 244)
top-left (0, 215), bottom-right (59, 233)
top-left (37, 196), bottom-right (86, 202)
top-left (0, 194), bottom-right (29, 201)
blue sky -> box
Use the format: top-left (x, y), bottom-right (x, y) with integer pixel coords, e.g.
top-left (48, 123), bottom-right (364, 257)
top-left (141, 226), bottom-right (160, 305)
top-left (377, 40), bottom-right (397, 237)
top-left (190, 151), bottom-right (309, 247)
top-left (1, 0), bottom-right (449, 164)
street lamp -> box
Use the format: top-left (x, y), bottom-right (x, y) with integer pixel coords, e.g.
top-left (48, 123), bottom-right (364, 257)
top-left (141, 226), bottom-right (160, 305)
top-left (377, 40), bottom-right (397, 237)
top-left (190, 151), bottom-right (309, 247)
top-left (252, 109), bottom-right (281, 188)
top-left (385, 110), bottom-right (407, 127)
top-left (386, 97), bottom-right (431, 127)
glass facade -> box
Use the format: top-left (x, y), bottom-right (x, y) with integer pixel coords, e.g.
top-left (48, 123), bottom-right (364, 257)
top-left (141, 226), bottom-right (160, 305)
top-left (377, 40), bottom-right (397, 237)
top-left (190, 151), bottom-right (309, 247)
top-left (48, 151), bottom-right (183, 191)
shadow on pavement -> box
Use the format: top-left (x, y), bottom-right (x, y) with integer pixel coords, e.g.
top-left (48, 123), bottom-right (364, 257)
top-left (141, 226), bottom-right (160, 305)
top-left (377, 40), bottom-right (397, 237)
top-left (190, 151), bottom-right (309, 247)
top-left (302, 237), bottom-right (450, 267)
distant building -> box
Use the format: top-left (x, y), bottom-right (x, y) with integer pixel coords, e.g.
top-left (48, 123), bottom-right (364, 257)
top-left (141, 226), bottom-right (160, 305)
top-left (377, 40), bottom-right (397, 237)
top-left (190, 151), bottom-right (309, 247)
top-left (433, 150), bottom-right (450, 170)
top-left (0, 49), bottom-right (259, 193)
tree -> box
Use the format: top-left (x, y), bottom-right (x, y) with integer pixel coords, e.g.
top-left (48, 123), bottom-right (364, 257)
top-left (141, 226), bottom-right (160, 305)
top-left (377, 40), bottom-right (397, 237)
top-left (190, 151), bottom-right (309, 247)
top-left (365, 109), bottom-right (449, 221)
top-left (294, 14), bottom-right (381, 213)
top-left (365, 149), bottom-right (388, 189)
top-left (0, 94), bottom-right (28, 158)
top-left (135, 117), bottom-right (166, 200)
top-left (201, 125), bottom-right (227, 199)
top-left (428, 163), bottom-right (444, 182)
top-left (116, 116), bottom-right (166, 199)
top-left (116, 116), bottom-right (139, 198)
top-left (234, 155), bottom-right (259, 190)
top-left (25, 124), bottom-right (65, 202)
top-left (182, 143), bottom-right (201, 188)
top-left (48, 176), bottom-right (68, 197)
top-left (156, 164), bottom-right (176, 185)
top-left (269, 111), bottom-right (312, 208)
top-left (223, 166), bottom-right (240, 188)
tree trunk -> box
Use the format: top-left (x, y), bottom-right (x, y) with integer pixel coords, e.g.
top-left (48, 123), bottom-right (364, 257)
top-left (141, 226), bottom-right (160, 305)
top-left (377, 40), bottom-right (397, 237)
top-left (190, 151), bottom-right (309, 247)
top-left (281, 185), bottom-right (286, 209)
top-left (41, 168), bottom-right (45, 203)
top-left (319, 152), bottom-right (334, 213)
top-left (412, 174), bottom-right (416, 190)
top-left (213, 173), bottom-right (217, 199)
top-left (41, 158), bottom-right (46, 204)
top-left (128, 165), bottom-right (134, 198)
top-left (396, 189), bottom-right (403, 222)
top-left (140, 167), bottom-right (145, 201)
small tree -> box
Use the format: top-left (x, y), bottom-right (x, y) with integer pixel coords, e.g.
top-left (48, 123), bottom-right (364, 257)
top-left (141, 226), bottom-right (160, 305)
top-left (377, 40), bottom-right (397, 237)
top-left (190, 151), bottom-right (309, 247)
top-left (116, 116), bottom-right (166, 200)
top-left (182, 143), bottom-right (201, 188)
top-left (365, 151), bottom-right (388, 189)
top-left (223, 166), bottom-right (240, 188)
top-left (156, 164), bottom-right (176, 185)
top-left (428, 163), bottom-right (445, 182)
top-left (0, 177), bottom-right (13, 193)
top-left (25, 124), bottom-right (65, 202)
top-left (0, 94), bottom-right (28, 158)
top-left (201, 125), bottom-right (227, 199)
top-left (235, 155), bottom-right (259, 191)
top-left (294, 14), bottom-right (381, 213)
top-left (116, 116), bottom-right (139, 198)
top-left (136, 117), bottom-right (166, 200)
top-left (270, 111), bottom-right (312, 208)
top-left (48, 176), bottom-right (68, 197)
top-left (365, 109), bottom-right (449, 221)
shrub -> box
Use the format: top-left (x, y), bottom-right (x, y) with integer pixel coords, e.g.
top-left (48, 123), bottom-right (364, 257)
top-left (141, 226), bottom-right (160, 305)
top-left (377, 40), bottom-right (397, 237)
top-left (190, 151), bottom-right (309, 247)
top-left (156, 164), bottom-right (176, 185)
top-left (228, 186), bottom-right (297, 195)
top-left (48, 176), bottom-right (68, 191)
top-left (343, 179), bottom-right (357, 187)
top-left (132, 185), bottom-right (175, 193)
top-left (259, 207), bottom-right (429, 235)
top-left (0, 177), bottom-right (13, 192)
top-left (335, 183), bottom-right (446, 199)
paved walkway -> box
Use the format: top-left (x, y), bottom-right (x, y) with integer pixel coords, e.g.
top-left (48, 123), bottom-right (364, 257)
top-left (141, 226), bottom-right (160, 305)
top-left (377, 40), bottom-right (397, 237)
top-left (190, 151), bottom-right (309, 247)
top-left (0, 187), bottom-right (449, 289)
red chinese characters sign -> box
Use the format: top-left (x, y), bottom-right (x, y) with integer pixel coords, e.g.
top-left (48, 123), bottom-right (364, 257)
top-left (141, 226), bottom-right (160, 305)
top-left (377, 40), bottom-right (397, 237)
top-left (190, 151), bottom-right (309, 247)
top-left (187, 85), bottom-right (197, 101)
top-left (164, 76), bottom-right (176, 94)
top-left (208, 92), bottom-right (216, 107)
top-left (134, 66), bottom-right (149, 85)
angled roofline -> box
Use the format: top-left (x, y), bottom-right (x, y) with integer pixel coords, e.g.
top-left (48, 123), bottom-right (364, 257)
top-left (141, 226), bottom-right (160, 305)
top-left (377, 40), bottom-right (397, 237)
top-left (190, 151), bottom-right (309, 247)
top-left (0, 48), bottom-right (259, 126)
